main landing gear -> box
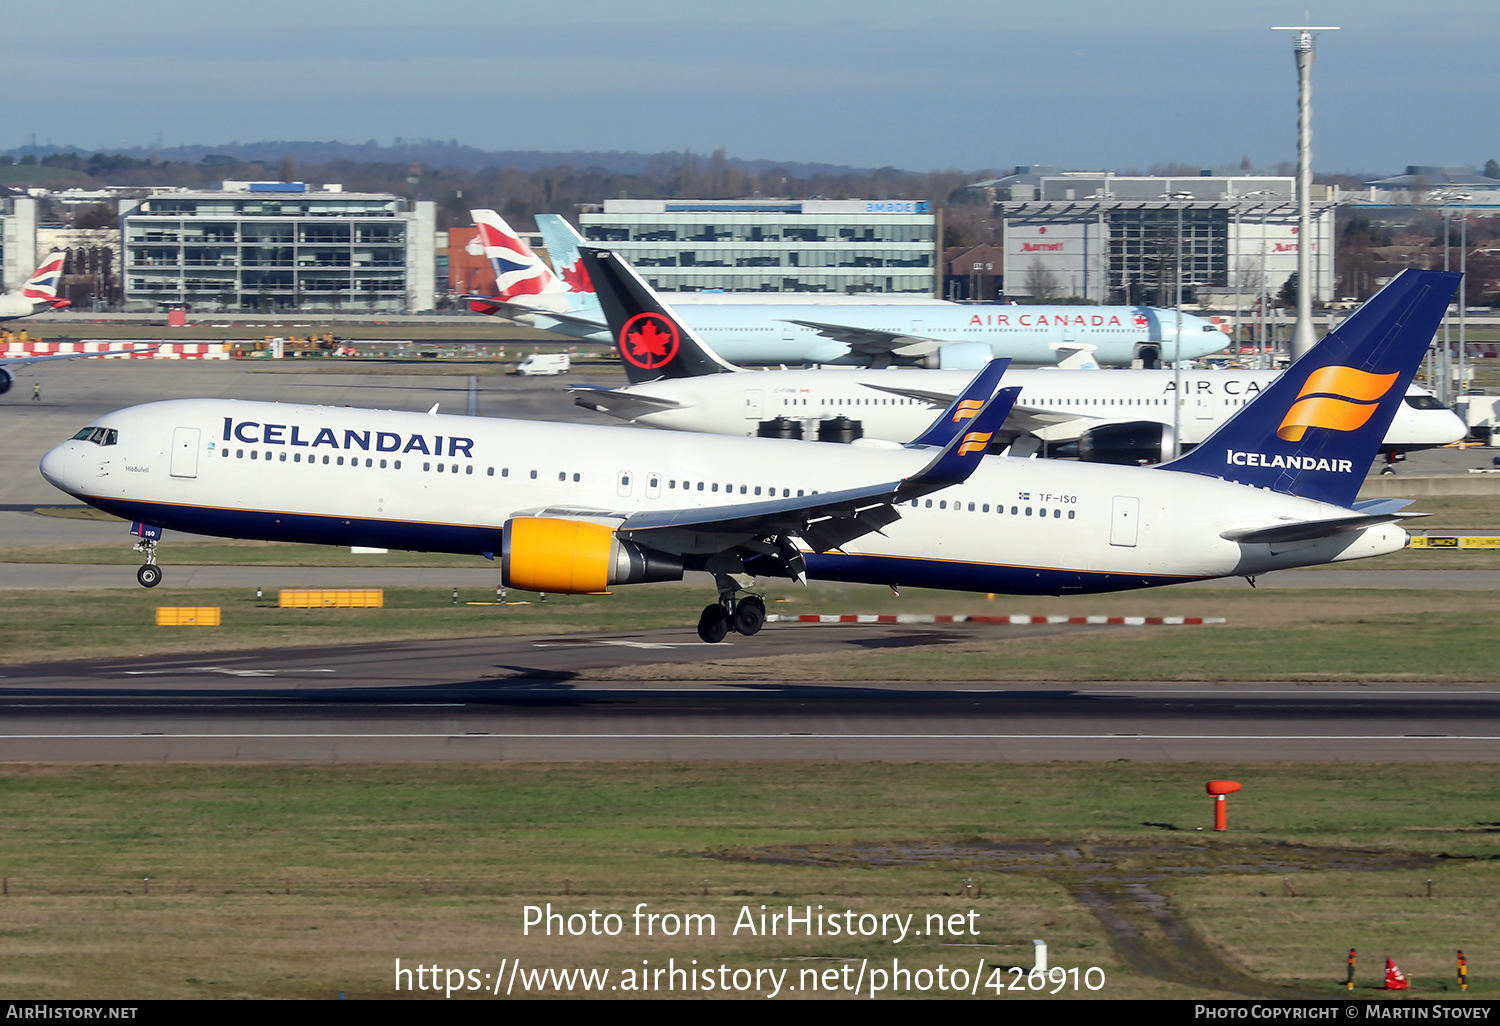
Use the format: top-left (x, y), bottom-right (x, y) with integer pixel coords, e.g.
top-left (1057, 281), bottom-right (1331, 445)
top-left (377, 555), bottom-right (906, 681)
top-left (131, 522), bottom-right (164, 588)
top-left (697, 574), bottom-right (766, 643)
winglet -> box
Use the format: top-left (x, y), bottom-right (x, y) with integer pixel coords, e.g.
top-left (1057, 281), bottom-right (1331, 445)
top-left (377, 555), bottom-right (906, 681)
top-left (906, 358), bottom-right (1011, 448)
top-left (897, 386), bottom-right (1021, 499)
top-left (579, 246), bottom-right (739, 384)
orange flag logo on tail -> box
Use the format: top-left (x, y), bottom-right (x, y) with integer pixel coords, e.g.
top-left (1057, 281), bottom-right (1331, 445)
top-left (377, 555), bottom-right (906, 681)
top-left (957, 431), bottom-right (993, 456)
top-left (951, 399), bottom-right (985, 423)
top-left (1276, 366), bottom-right (1399, 442)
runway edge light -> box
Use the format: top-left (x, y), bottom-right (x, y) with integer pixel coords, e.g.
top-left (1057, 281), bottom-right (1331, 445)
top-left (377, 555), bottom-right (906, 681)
top-left (1206, 780), bottom-right (1242, 831)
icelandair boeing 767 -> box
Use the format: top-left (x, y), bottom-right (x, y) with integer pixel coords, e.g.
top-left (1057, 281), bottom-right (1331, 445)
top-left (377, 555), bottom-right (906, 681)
top-left (40, 269), bottom-right (1457, 643)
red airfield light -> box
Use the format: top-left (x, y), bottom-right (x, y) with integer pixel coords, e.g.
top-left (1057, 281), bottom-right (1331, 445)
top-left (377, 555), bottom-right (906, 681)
top-left (1206, 780), bottom-right (1242, 830)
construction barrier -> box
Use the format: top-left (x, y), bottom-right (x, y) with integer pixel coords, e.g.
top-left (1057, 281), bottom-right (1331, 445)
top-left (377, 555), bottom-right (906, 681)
top-left (1408, 535), bottom-right (1500, 549)
top-left (1, 340), bottom-right (229, 360)
top-left (155, 607), bottom-right (221, 626)
top-left (764, 614), bottom-right (1225, 625)
top-left (278, 589), bottom-right (384, 608)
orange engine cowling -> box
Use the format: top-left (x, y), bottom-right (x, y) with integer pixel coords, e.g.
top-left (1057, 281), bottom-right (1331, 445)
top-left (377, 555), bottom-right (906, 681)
top-left (501, 517), bottom-right (683, 594)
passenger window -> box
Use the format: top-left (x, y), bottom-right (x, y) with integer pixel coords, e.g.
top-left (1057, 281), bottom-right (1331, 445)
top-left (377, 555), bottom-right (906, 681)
top-left (222, 448), bottom-right (230, 458)
top-left (1068, 510), bottom-right (1075, 520)
top-left (466, 465), bottom-right (473, 475)
top-left (712, 483), bottom-right (719, 492)
top-left (486, 467), bottom-right (493, 476)
top-left (925, 500), bottom-right (932, 508)
top-left (1053, 509), bottom-right (1061, 518)
top-left (381, 459), bottom-right (388, 469)
top-left (1011, 506), bottom-right (1018, 515)
top-left (529, 470), bottom-right (537, 479)
top-left (754, 486), bottom-right (761, 495)
top-left (939, 500), bottom-right (946, 509)
top-left (697, 482), bottom-right (704, 491)
top-left (559, 472), bottom-right (566, 481)
top-left (294, 453), bottom-right (301, 462)
top-left (573, 473), bottom-right (580, 482)
top-left (395, 460), bottom-right (402, 469)
top-left (280, 453), bottom-right (287, 462)
top-left (1025, 507), bottom-right (1033, 516)
top-left (322, 455), bottom-right (330, 465)
top-left (968, 502), bottom-right (975, 511)
top-left (251, 451), bottom-right (258, 460)
top-left (425, 462), bottom-right (432, 472)
top-left (337, 456), bottom-right (344, 466)
top-left (366, 459), bottom-right (373, 468)
top-left (982, 504), bottom-right (989, 512)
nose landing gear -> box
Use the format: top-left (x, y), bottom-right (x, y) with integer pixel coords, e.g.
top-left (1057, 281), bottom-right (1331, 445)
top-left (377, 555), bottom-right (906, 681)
top-left (130, 522), bottom-right (164, 588)
top-left (697, 574), bottom-right (767, 643)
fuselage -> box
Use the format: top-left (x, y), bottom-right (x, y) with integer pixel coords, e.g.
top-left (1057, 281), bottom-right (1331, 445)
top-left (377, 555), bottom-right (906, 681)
top-left (41, 398), bottom-right (1405, 595)
top-left (587, 369), bottom-right (1465, 452)
top-left (537, 303), bottom-right (1227, 366)
top-left (0, 294), bottom-right (52, 322)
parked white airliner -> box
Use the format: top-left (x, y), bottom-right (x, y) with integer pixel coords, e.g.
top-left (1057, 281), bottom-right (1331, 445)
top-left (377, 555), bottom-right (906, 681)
top-left (572, 251), bottom-right (1463, 464)
top-left (464, 211), bottom-right (1227, 367)
top-left (40, 269), bottom-right (1457, 643)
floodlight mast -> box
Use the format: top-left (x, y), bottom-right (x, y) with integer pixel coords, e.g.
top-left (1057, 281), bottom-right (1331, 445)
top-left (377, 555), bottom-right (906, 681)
top-left (1273, 25), bottom-right (1339, 361)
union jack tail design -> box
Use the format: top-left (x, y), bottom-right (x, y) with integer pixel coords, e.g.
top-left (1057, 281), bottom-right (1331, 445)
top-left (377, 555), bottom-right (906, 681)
top-left (468, 210), bottom-right (568, 311)
top-left (21, 251), bottom-right (69, 308)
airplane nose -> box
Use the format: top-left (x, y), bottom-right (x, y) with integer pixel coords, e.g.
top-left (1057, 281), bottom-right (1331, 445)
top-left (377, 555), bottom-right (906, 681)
top-left (39, 443), bottom-right (77, 492)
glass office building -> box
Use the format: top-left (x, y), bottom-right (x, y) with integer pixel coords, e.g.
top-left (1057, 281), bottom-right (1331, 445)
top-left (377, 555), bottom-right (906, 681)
top-left (580, 199), bottom-right (937, 294)
top-left (120, 184), bottom-right (435, 313)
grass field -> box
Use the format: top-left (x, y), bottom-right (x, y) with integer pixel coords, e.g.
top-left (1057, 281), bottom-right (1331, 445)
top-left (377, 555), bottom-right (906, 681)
top-left (0, 763), bottom-right (1492, 1000)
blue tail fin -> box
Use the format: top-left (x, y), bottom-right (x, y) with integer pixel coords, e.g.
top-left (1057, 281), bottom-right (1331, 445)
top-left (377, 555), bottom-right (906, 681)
top-left (1161, 269), bottom-right (1459, 507)
top-left (906, 358), bottom-right (1011, 448)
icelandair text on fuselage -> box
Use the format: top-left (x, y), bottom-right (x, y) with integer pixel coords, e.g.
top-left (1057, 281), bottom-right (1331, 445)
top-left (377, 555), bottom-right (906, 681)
top-left (222, 418), bottom-right (474, 458)
top-left (1226, 450), bottom-right (1355, 474)
top-left (523, 902), bottom-right (978, 943)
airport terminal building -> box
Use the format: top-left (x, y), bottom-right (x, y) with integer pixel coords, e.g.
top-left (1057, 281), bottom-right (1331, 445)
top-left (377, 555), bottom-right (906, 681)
top-left (119, 183), bottom-right (436, 313)
top-left (979, 174), bottom-right (1336, 308)
top-left (579, 199), bottom-right (938, 294)
top-left (1, 196), bottom-right (38, 293)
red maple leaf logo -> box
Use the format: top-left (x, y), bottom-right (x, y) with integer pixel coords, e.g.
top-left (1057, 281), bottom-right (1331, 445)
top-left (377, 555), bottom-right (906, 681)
top-left (1134, 315), bottom-right (1148, 327)
top-left (560, 260), bottom-right (594, 293)
top-left (620, 313), bottom-right (680, 369)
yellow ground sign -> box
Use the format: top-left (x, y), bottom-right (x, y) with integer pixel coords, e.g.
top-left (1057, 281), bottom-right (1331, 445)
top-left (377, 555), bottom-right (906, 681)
top-left (1408, 536), bottom-right (1500, 549)
top-left (155, 607), bottom-right (221, 626)
top-left (278, 589), bottom-right (384, 608)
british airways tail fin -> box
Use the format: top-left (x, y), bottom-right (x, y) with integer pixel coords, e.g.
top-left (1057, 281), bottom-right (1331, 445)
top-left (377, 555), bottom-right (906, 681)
top-left (21, 251), bottom-right (68, 308)
top-left (467, 209), bottom-right (570, 313)
top-left (579, 246), bottom-right (739, 384)
top-left (535, 214), bottom-right (601, 315)
top-left (1161, 269), bottom-right (1459, 507)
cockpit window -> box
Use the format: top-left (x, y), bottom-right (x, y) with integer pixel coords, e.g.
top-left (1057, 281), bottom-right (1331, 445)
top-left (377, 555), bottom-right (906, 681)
top-left (71, 426), bottom-right (118, 446)
top-left (1403, 395), bottom-right (1447, 411)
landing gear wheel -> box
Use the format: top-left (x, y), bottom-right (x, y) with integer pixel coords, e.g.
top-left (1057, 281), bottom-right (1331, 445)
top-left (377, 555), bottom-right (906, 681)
top-left (732, 596), bottom-right (766, 636)
top-left (137, 564), bottom-right (162, 588)
top-left (697, 604), bottom-right (729, 644)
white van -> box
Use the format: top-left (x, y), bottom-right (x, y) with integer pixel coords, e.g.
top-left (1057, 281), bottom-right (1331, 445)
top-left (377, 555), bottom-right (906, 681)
top-left (512, 353), bottom-right (570, 376)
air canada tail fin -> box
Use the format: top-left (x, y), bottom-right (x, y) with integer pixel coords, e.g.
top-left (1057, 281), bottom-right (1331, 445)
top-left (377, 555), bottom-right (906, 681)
top-left (467, 209), bottom-right (570, 313)
top-left (578, 246), bottom-right (739, 384)
top-left (1161, 268), bottom-right (1459, 507)
top-left (21, 251), bottom-right (68, 308)
top-left (535, 214), bottom-right (598, 312)
top-left (906, 358), bottom-right (1012, 448)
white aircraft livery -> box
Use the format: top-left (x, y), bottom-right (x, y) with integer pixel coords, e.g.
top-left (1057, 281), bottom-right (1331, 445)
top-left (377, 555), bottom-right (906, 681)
top-left (0, 251), bottom-right (70, 322)
top-left (465, 211), bottom-right (1227, 367)
top-left (41, 268), bottom-right (1458, 643)
top-left (572, 250), bottom-right (1465, 464)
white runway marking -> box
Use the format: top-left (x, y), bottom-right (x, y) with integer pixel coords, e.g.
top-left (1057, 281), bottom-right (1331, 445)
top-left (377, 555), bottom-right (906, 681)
top-left (0, 732), bottom-right (1494, 741)
top-left (121, 666), bottom-right (337, 677)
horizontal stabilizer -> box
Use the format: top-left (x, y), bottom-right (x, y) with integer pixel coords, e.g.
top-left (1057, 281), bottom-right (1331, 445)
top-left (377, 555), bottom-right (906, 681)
top-left (1220, 510), bottom-right (1424, 545)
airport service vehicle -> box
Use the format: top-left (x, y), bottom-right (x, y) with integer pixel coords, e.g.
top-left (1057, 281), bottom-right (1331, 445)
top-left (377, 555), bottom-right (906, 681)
top-left (570, 251), bottom-right (1463, 464)
top-left (512, 353), bottom-right (570, 377)
top-left (41, 268), bottom-right (1457, 643)
top-left (0, 252), bottom-right (70, 323)
top-left (462, 210), bottom-right (1226, 368)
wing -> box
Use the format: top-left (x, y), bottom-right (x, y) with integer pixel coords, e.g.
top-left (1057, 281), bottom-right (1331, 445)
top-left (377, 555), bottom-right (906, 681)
top-left (2, 345), bottom-right (158, 369)
top-left (858, 380), bottom-right (1086, 438)
top-left (618, 386), bottom-right (1021, 570)
top-left (569, 385), bottom-right (684, 420)
top-left (781, 318), bottom-right (948, 358)
top-left (463, 294), bottom-right (607, 331)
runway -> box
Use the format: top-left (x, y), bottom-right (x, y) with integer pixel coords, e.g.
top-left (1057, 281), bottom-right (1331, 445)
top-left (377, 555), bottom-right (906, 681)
top-left (2, 625), bottom-right (1495, 762)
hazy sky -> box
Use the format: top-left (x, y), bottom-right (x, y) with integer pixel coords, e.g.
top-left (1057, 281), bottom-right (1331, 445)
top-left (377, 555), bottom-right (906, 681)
top-left (6, 0), bottom-right (1495, 175)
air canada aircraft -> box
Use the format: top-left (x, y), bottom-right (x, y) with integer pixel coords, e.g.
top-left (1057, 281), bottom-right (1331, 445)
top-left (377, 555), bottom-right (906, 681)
top-left (0, 251), bottom-right (70, 322)
top-left (41, 267), bottom-right (1457, 643)
top-left (572, 251), bottom-right (1465, 466)
top-left (464, 210), bottom-right (1227, 368)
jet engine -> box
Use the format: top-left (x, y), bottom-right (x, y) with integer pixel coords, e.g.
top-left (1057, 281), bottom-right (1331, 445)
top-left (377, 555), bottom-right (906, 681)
top-left (1076, 421), bottom-right (1177, 466)
top-left (0, 368), bottom-right (12, 396)
top-left (923, 341), bottom-right (992, 371)
top-left (501, 517), bottom-right (683, 593)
